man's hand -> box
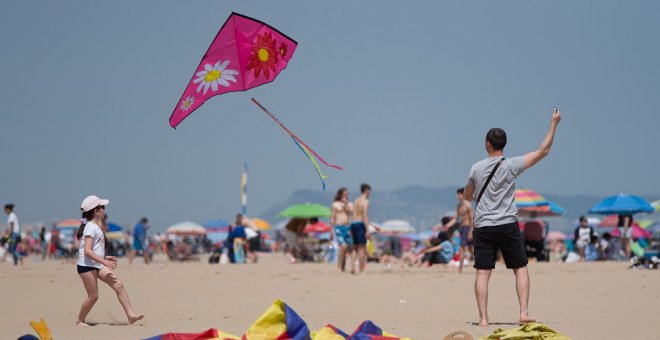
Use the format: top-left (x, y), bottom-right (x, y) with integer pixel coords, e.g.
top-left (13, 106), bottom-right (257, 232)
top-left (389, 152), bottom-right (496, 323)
top-left (552, 108), bottom-right (562, 125)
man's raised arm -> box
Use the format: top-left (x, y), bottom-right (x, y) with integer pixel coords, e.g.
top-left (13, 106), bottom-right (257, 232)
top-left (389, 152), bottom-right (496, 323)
top-left (524, 108), bottom-right (562, 170)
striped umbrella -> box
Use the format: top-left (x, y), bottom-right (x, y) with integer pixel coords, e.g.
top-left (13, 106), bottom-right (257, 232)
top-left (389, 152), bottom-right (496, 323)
top-left (518, 201), bottom-right (566, 217)
top-left (514, 189), bottom-right (550, 208)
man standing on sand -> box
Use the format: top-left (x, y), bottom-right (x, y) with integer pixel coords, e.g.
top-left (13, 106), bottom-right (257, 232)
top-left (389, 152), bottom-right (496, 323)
top-left (351, 183), bottom-right (378, 273)
top-left (129, 217), bottom-right (149, 265)
top-left (463, 109), bottom-right (561, 327)
top-left (443, 188), bottom-right (474, 273)
top-left (331, 187), bottom-right (355, 273)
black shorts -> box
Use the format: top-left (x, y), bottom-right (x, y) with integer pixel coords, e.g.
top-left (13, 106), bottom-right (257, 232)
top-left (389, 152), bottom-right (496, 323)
top-left (351, 222), bottom-right (367, 245)
top-left (77, 265), bottom-right (100, 274)
top-left (473, 221), bottom-right (528, 270)
top-left (248, 236), bottom-right (260, 252)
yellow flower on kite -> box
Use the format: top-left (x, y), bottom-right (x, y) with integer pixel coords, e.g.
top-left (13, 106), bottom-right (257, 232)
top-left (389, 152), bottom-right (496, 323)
top-left (193, 60), bottom-right (239, 94)
top-left (179, 96), bottom-right (195, 111)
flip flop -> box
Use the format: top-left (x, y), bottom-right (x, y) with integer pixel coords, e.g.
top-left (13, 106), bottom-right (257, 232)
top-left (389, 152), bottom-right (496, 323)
top-left (443, 330), bottom-right (473, 340)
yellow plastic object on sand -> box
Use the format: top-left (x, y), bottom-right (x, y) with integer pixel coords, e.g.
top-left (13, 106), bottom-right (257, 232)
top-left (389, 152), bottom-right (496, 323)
top-left (29, 318), bottom-right (53, 340)
top-left (479, 322), bottom-right (571, 340)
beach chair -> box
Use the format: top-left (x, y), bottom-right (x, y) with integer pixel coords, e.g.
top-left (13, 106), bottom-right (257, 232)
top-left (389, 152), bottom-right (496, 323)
top-left (523, 221), bottom-right (548, 261)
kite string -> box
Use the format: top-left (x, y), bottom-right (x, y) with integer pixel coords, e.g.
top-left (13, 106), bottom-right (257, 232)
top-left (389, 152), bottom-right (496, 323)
top-left (251, 98), bottom-right (344, 170)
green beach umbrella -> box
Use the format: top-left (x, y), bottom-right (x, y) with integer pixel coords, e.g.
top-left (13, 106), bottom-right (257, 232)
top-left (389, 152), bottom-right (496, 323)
top-left (278, 203), bottom-right (331, 218)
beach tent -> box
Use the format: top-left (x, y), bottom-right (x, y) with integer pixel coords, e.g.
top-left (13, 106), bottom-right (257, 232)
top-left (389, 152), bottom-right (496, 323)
top-left (166, 221), bottom-right (206, 235)
top-left (609, 225), bottom-right (652, 239)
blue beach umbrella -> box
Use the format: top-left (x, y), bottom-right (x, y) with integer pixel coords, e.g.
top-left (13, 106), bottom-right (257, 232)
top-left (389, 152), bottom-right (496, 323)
top-left (203, 219), bottom-right (231, 230)
top-left (107, 222), bottom-right (123, 232)
top-left (588, 193), bottom-right (655, 215)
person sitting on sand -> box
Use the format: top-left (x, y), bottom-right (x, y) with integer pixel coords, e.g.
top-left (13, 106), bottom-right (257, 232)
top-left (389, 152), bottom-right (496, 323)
top-left (584, 235), bottom-right (600, 262)
top-left (76, 195), bottom-right (143, 326)
top-left (418, 231), bottom-right (455, 267)
top-left (573, 216), bottom-right (595, 262)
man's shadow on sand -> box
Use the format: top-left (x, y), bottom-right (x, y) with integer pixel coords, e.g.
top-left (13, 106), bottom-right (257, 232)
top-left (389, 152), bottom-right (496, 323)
top-left (467, 321), bottom-right (520, 326)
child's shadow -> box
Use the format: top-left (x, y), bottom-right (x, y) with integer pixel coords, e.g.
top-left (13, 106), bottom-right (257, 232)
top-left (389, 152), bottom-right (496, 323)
top-left (86, 322), bottom-right (143, 327)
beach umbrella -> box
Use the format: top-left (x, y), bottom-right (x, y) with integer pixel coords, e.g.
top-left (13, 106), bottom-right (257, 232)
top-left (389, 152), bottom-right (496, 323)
top-left (203, 219), bottom-right (231, 229)
top-left (609, 225), bottom-right (652, 239)
top-left (546, 231), bottom-right (567, 242)
top-left (588, 193), bottom-right (654, 215)
top-left (514, 189), bottom-right (550, 208)
top-left (166, 221), bottom-right (206, 235)
top-left (105, 231), bottom-right (124, 240)
top-left (379, 220), bottom-right (416, 233)
top-left (572, 217), bottom-right (601, 227)
top-left (518, 201), bottom-right (566, 217)
top-left (273, 220), bottom-right (288, 231)
top-left (107, 222), bottom-right (123, 232)
top-left (251, 218), bottom-right (271, 230)
top-left (303, 221), bottom-right (331, 234)
top-left (56, 219), bottom-right (81, 228)
top-left (278, 203), bottom-right (331, 218)
top-left (652, 199), bottom-right (660, 212)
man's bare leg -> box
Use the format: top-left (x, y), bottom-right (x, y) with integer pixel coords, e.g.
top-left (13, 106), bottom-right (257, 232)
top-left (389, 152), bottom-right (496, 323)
top-left (458, 247), bottom-right (465, 274)
top-left (358, 246), bottom-right (367, 273)
top-left (513, 266), bottom-right (535, 324)
top-left (475, 269), bottom-right (491, 327)
top-left (337, 245), bottom-right (346, 271)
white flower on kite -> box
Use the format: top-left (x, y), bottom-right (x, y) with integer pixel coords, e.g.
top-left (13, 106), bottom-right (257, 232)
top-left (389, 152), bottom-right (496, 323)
top-left (193, 60), bottom-right (238, 94)
top-left (179, 96), bottom-right (195, 111)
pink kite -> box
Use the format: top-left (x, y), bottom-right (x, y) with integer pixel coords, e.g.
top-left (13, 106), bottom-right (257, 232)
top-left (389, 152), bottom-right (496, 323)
top-left (169, 12), bottom-right (297, 128)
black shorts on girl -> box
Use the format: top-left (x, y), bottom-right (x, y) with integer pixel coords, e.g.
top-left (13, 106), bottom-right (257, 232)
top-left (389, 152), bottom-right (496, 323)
top-left (77, 265), bottom-right (100, 274)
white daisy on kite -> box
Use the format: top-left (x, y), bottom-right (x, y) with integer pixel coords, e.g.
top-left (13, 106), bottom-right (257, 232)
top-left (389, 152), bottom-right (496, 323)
top-left (193, 60), bottom-right (238, 94)
top-left (179, 96), bottom-right (195, 111)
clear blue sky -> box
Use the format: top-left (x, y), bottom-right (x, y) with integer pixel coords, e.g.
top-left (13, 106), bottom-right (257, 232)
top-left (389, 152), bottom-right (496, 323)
top-left (1, 1), bottom-right (659, 229)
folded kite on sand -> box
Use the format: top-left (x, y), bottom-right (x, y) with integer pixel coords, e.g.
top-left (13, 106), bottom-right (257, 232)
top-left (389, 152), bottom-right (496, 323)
top-left (479, 322), bottom-right (571, 340)
top-left (145, 299), bottom-right (411, 340)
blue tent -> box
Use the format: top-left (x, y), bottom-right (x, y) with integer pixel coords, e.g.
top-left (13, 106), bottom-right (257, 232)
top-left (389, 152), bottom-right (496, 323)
top-left (588, 193), bottom-right (654, 215)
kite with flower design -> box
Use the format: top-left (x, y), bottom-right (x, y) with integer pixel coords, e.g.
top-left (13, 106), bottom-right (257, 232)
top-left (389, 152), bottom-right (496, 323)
top-left (169, 12), bottom-right (342, 190)
top-left (169, 12), bottom-right (298, 128)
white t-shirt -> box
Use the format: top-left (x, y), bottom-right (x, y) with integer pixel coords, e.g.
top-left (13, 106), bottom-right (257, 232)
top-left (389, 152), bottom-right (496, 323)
top-left (578, 227), bottom-right (592, 243)
top-left (7, 212), bottom-right (19, 234)
top-left (77, 222), bottom-right (105, 269)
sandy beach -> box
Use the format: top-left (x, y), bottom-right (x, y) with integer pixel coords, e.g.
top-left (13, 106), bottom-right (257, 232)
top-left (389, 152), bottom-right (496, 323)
top-left (2, 254), bottom-right (658, 340)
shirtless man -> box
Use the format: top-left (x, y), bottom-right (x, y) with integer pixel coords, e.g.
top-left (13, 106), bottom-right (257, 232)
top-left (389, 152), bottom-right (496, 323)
top-left (443, 188), bottom-right (474, 273)
top-left (331, 187), bottom-right (354, 272)
top-left (351, 183), bottom-right (379, 273)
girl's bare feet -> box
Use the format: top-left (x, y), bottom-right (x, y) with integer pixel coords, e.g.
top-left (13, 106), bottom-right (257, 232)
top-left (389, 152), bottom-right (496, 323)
top-left (76, 321), bottom-right (91, 327)
top-left (478, 319), bottom-right (489, 327)
top-left (128, 314), bottom-right (144, 325)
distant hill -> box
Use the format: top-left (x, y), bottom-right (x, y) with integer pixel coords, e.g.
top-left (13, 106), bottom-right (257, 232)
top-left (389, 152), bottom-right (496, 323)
top-left (258, 186), bottom-right (659, 233)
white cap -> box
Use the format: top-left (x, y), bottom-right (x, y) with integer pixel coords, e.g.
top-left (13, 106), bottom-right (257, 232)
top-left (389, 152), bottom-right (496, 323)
top-left (81, 195), bottom-right (109, 212)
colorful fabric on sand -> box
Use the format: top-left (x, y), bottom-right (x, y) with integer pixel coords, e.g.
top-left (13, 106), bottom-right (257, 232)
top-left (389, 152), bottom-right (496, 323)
top-left (479, 322), bottom-right (571, 340)
top-left (252, 98), bottom-right (342, 190)
top-left (146, 300), bottom-right (411, 340)
top-left (169, 12), bottom-right (297, 128)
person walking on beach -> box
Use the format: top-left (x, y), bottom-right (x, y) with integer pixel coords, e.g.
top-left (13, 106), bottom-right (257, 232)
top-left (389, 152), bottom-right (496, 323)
top-left (331, 187), bottom-right (355, 273)
top-left (5, 203), bottom-right (21, 266)
top-left (352, 183), bottom-right (378, 273)
top-left (463, 108), bottom-right (561, 327)
top-left (129, 217), bottom-right (149, 265)
top-left (443, 188), bottom-right (475, 273)
top-left (76, 195), bottom-right (143, 326)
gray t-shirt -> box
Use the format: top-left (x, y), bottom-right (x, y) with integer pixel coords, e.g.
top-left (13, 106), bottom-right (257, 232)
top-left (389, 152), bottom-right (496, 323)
top-left (465, 156), bottom-right (525, 228)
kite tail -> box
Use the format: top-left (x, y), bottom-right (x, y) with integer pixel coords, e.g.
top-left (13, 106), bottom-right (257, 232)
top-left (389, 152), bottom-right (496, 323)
top-left (290, 136), bottom-right (327, 191)
top-left (251, 98), bottom-right (344, 170)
